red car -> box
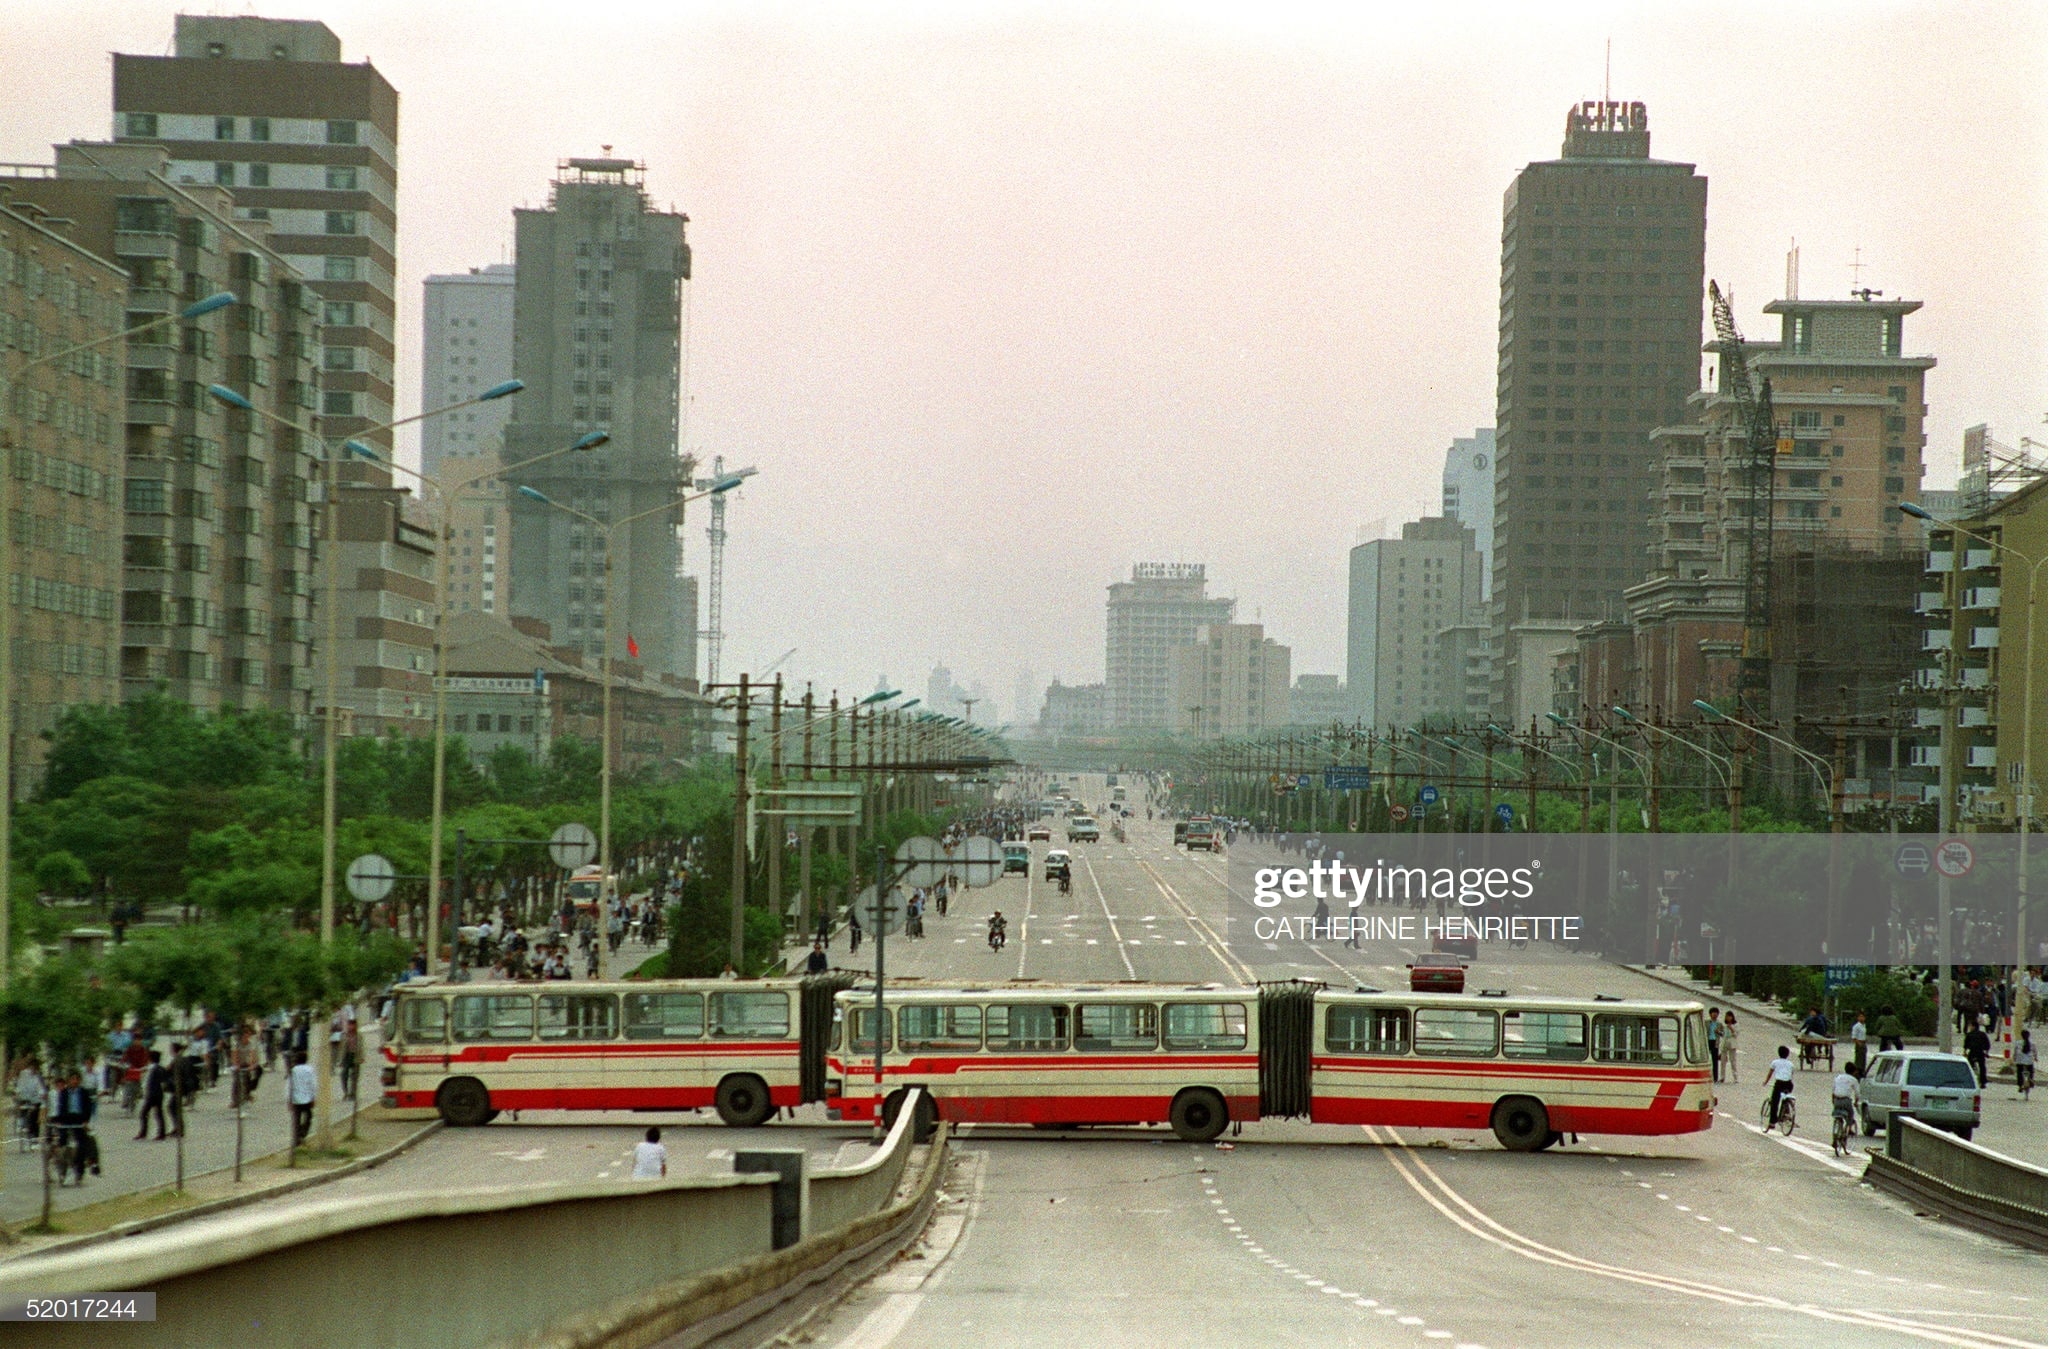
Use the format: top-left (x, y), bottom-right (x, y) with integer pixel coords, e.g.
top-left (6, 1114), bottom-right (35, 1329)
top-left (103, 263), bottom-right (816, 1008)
top-left (1408, 956), bottom-right (1467, 995)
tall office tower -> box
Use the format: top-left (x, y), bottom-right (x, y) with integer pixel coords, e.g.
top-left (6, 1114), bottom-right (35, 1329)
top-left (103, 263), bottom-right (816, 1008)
top-left (1172, 623), bottom-right (1291, 738)
top-left (113, 15), bottom-right (399, 452)
top-left (1489, 100), bottom-right (1707, 723)
top-left (1104, 563), bottom-right (1234, 730)
top-left (1347, 518), bottom-right (1485, 726)
top-left (1440, 428), bottom-right (1496, 599)
top-left (422, 265), bottom-right (516, 478)
top-left (0, 199), bottom-right (129, 789)
top-left (675, 574), bottom-right (699, 688)
top-left (503, 157), bottom-right (691, 674)
top-left (3, 142), bottom-right (323, 723)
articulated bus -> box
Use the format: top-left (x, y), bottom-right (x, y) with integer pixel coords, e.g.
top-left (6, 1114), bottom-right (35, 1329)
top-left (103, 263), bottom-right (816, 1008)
top-left (826, 983), bottom-right (1714, 1151)
top-left (383, 976), bottom-right (1710, 1152)
top-left (380, 977), bottom-right (851, 1127)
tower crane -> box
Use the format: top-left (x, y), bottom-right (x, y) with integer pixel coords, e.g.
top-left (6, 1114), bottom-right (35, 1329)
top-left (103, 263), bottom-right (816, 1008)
top-left (1709, 281), bottom-right (1781, 714)
top-left (694, 455), bottom-right (759, 685)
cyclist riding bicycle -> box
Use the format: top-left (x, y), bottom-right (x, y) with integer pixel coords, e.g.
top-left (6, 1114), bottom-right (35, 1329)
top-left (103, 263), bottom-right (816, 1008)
top-left (1765, 1045), bottom-right (1797, 1127)
top-left (1058, 872), bottom-right (1072, 895)
top-left (1831, 1063), bottom-right (1860, 1143)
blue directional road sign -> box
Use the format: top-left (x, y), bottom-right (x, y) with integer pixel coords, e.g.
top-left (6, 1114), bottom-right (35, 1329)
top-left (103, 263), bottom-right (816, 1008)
top-left (1324, 765), bottom-right (1373, 792)
top-left (1418, 785), bottom-right (1441, 806)
top-left (1825, 957), bottom-right (1871, 991)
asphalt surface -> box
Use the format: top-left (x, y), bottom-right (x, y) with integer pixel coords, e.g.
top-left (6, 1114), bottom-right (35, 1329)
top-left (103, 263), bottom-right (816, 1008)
top-left (796, 773), bottom-right (2048, 1349)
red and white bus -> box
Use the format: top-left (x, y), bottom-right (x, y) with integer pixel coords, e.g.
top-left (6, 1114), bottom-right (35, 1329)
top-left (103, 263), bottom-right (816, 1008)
top-left (380, 977), bottom-right (840, 1127)
top-left (826, 982), bottom-right (1713, 1150)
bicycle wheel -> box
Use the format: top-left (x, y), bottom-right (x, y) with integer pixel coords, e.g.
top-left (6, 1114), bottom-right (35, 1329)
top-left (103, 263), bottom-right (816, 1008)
top-left (1779, 1103), bottom-right (1797, 1136)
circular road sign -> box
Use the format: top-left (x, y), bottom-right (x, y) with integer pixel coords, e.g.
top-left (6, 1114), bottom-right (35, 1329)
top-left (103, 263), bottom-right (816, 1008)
top-left (345, 853), bottom-right (396, 904)
top-left (895, 835), bottom-right (949, 888)
top-left (953, 835), bottom-right (1004, 889)
top-left (853, 883), bottom-right (898, 935)
top-left (1495, 802), bottom-right (1515, 824)
top-left (1419, 785), bottom-right (1441, 806)
top-left (1934, 838), bottom-right (1975, 879)
top-left (549, 822), bottom-right (598, 871)
top-left (1893, 842), bottom-right (1932, 877)
top-left (1389, 804), bottom-right (1411, 823)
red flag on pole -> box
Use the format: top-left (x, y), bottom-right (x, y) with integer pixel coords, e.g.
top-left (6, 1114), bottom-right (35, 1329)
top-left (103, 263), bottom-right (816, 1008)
top-left (626, 634), bottom-right (639, 659)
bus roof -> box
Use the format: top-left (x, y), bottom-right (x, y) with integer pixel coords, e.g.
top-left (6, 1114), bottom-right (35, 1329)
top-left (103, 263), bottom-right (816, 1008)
top-left (830, 982), bottom-right (1703, 1015)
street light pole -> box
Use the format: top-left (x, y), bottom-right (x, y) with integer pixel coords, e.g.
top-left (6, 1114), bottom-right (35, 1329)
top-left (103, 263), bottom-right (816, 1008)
top-left (519, 474), bottom-right (742, 975)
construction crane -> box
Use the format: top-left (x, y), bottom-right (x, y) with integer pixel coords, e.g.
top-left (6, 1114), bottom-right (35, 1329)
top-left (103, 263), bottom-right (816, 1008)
top-left (1709, 281), bottom-right (1781, 714)
top-left (693, 454), bottom-right (759, 685)
top-left (759, 646), bottom-right (798, 678)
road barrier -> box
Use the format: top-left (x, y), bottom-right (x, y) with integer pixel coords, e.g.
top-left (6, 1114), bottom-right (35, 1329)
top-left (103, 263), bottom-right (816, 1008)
top-left (0, 1092), bottom-right (944, 1349)
top-left (1864, 1114), bottom-right (2048, 1253)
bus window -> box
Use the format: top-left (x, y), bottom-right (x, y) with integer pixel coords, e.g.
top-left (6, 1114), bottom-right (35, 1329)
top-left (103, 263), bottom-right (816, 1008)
top-left (623, 992), bottom-right (704, 1040)
top-left (538, 993), bottom-right (619, 1041)
top-left (987, 1003), bottom-right (1069, 1052)
top-left (1684, 1011), bottom-right (1705, 1064)
top-left (1501, 1010), bottom-right (1586, 1061)
top-left (1163, 1002), bottom-right (1248, 1050)
top-left (710, 991), bottom-right (791, 1039)
top-left (1325, 1005), bottom-right (1409, 1054)
top-left (1076, 1003), bottom-right (1158, 1052)
top-left (1592, 1014), bottom-right (1680, 1064)
top-left (452, 994), bottom-right (534, 1042)
top-left (1413, 1007), bottom-right (1498, 1058)
top-left (898, 1004), bottom-right (982, 1052)
top-left (400, 997), bottom-right (447, 1044)
top-left (850, 1006), bottom-right (891, 1053)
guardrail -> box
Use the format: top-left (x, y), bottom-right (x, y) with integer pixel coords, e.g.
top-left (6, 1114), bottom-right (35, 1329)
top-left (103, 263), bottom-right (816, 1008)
top-left (0, 1091), bottom-right (944, 1349)
top-left (1864, 1114), bottom-right (2048, 1253)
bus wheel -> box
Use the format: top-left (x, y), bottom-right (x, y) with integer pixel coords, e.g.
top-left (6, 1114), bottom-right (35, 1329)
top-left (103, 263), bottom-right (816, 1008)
top-left (715, 1074), bottom-right (774, 1128)
top-left (883, 1089), bottom-right (938, 1143)
top-left (1170, 1088), bottom-right (1229, 1143)
top-left (437, 1078), bottom-right (493, 1128)
top-left (1490, 1096), bottom-right (1549, 1152)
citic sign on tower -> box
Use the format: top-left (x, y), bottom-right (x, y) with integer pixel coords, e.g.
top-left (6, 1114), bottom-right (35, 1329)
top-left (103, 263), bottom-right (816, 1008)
top-left (1567, 100), bottom-right (1649, 134)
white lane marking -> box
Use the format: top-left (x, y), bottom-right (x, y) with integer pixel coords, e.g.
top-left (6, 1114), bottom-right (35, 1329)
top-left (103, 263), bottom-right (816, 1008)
top-left (828, 1150), bottom-right (987, 1349)
top-left (1082, 851), bottom-right (1137, 979)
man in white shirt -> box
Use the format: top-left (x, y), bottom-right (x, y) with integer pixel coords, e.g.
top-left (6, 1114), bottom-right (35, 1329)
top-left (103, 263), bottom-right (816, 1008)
top-left (288, 1054), bottom-right (317, 1143)
top-left (1831, 1065), bottom-right (1860, 1136)
top-left (632, 1127), bottom-right (668, 1179)
top-left (1765, 1045), bottom-right (1797, 1127)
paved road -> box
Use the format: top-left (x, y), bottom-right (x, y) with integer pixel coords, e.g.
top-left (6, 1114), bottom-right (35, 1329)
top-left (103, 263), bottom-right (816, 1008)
top-left (795, 773), bottom-right (2048, 1349)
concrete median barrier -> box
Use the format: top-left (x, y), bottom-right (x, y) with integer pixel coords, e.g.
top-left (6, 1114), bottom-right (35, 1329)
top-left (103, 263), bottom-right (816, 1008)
top-left (1865, 1114), bottom-right (2048, 1253)
top-left (0, 1091), bottom-right (944, 1349)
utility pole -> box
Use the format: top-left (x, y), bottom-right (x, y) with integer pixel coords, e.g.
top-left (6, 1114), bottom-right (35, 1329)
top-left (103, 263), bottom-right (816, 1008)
top-left (800, 685), bottom-right (815, 942)
top-left (1937, 651), bottom-right (1959, 1053)
top-left (730, 673), bottom-right (751, 970)
top-left (765, 675), bottom-right (784, 936)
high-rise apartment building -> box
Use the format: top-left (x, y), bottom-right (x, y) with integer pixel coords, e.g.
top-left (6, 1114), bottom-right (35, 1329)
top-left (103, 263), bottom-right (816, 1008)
top-left (422, 265), bottom-right (516, 478)
top-left (1648, 295), bottom-right (1933, 578)
top-left (1490, 99), bottom-right (1707, 723)
top-left (1347, 518), bottom-right (1485, 726)
top-left (112, 15), bottom-right (398, 452)
top-left (329, 467), bottom-right (435, 734)
top-left (1172, 623), bottom-right (1291, 738)
top-left (1288, 674), bottom-right (1348, 727)
top-left (1440, 428), bottom-right (1496, 599)
top-left (504, 158), bottom-right (691, 675)
top-left (3, 142), bottom-right (323, 723)
top-left (1104, 563), bottom-right (1234, 730)
top-left (0, 199), bottom-right (129, 788)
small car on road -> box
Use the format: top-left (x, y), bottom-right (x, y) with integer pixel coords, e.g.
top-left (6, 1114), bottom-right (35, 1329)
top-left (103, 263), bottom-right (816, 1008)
top-left (1067, 816), bottom-right (1100, 843)
top-left (1858, 1050), bottom-right (1982, 1140)
top-left (1003, 842), bottom-right (1031, 875)
top-left (1044, 849), bottom-right (1072, 881)
top-left (1027, 824), bottom-right (1052, 842)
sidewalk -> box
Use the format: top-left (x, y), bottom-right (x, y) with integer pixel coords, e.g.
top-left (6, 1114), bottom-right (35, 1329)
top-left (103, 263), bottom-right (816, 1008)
top-left (3, 1035), bottom-right (375, 1228)
top-left (1624, 964), bottom-right (2048, 1170)
top-left (0, 1111), bottom-right (430, 1258)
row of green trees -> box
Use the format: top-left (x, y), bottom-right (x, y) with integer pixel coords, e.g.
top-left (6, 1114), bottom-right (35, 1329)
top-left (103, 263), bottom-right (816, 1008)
top-left (0, 918), bottom-right (409, 1070)
top-left (9, 693), bottom-right (737, 949)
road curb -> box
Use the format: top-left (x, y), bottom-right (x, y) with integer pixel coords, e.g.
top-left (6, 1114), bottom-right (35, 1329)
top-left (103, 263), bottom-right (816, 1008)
top-left (2, 1117), bottom-right (443, 1261)
top-left (1617, 964), bottom-right (1801, 1031)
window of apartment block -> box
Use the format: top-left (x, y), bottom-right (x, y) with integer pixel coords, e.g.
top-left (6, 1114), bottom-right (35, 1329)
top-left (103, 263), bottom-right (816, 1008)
top-left (323, 256), bottom-right (359, 283)
top-left (324, 301), bottom-right (357, 327)
top-left (322, 391), bottom-right (356, 416)
top-left (325, 211), bottom-right (357, 235)
top-left (123, 112), bottom-right (158, 138)
top-left (248, 117), bottom-right (270, 142)
top-left (247, 164), bottom-right (270, 188)
top-left (324, 346), bottom-right (357, 371)
top-left (215, 162), bottom-right (236, 186)
top-left (214, 116), bottom-right (236, 140)
top-left (124, 479), bottom-right (169, 513)
top-left (326, 120), bottom-right (358, 145)
top-left (324, 165), bottom-right (360, 192)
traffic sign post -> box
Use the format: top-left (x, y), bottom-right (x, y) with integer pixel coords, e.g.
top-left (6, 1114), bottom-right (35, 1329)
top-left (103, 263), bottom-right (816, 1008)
top-left (1934, 838), bottom-right (1975, 879)
top-left (1389, 804), bottom-right (1411, 823)
top-left (1419, 785), bottom-right (1440, 806)
top-left (1494, 802), bottom-right (1515, 828)
top-left (1323, 766), bottom-right (1372, 793)
top-left (952, 836), bottom-right (1004, 889)
top-left (345, 853), bottom-right (395, 904)
top-left (549, 822), bottom-right (598, 871)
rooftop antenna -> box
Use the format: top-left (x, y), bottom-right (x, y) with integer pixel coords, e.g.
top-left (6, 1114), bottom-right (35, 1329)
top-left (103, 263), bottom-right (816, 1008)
top-left (1785, 238), bottom-right (1799, 300)
top-left (1603, 39), bottom-right (1611, 106)
top-left (1848, 245), bottom-right (1868, 293)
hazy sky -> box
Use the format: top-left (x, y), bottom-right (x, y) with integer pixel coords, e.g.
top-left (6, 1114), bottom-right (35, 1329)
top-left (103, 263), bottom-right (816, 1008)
top-left (5, 1), bottom-right (2044, 720)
